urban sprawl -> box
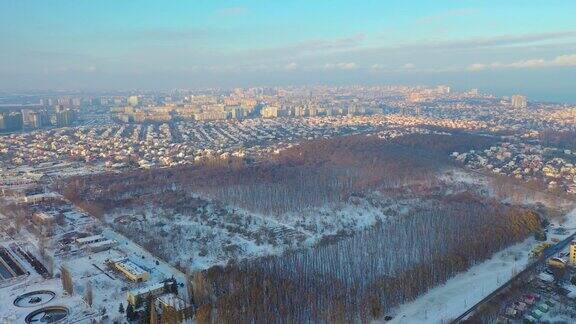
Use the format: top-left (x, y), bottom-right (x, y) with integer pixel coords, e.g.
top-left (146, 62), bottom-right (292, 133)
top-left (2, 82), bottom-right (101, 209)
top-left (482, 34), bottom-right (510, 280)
top-left (2, 85), bottom-right (576, 323)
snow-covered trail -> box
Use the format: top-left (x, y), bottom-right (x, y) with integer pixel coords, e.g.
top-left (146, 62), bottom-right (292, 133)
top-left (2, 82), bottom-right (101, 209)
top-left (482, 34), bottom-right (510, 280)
top-left (382, 205), bottom-right (576, 324)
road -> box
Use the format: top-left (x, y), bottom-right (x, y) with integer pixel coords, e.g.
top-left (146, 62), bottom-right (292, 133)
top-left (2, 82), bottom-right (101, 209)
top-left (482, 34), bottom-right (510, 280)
top-left (451, 232), bottom-right (576, 323)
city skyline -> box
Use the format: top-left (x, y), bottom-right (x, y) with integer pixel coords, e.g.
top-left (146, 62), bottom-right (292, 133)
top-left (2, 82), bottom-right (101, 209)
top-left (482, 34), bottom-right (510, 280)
top-left (1, 1), bottom-right (576, 103)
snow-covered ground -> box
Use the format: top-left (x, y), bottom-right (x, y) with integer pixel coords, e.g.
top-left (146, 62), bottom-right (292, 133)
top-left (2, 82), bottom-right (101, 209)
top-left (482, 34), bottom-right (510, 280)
top-left (61, 237), bottom-right (186, 322)
top-left (384, 205), bottom-right (576, 324)
top-left (555, 205), bottom-right (576, 229)
top-left (102, 189), bottom-right (412, 272)
top-left (0, 200), bottom-right (189, 323)
top-left (0, 235), bottom-right (185, 323)
top-left (3, 166), bottom-right (557, 323)
top-left (385, 238), bottom-right (536, 323)
top-left (0, 277), bottom-right (93, 323)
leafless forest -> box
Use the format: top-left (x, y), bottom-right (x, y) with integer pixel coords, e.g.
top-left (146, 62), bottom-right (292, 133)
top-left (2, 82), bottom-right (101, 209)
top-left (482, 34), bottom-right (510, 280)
top-left (190, 194), bottom-right (541, 323)
top-left (59, 132), bottom-right (495, 215)
top-left (55, 132), bottom-right (548, 322)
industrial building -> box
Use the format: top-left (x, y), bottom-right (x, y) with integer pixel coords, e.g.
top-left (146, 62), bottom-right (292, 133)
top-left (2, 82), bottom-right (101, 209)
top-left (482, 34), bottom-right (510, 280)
top-left (0, 246), bottom-right (26, 282)
top-left (75, 235), bottom-right (106, 246)
top-left (87, 239), bottom-right (118, 253)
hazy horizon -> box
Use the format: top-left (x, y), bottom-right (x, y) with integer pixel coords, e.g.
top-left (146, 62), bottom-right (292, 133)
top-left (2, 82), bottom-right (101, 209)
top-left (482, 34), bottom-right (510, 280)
top-left (1, 0), bottom-right (576, 103)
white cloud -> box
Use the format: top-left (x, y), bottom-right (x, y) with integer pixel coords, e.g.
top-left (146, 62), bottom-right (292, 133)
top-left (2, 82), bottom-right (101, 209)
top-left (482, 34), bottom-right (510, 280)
top-left (507, 59), bottom-right (546, 68)
top-left (467, 63), bottom-right (486, 71)
top-left (284, 62), bottom-right (298, 70)
top-left (468, 53), bottom-right (576, 71)
top-left (339, 62), bottom-right (357, 70)
top-left (324, 62), bottom-right (357, 70)
top-left (371, 63), bottom-right (415, 71)
top-left (554, 54), bottom-right (576, 65)
top-left (467, 62), bottom-right (499, 71)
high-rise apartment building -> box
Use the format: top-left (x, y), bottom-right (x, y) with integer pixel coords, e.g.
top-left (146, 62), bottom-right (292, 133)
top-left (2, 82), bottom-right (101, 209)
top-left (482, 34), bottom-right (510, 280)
top-left (437, 85), bottom-right (451, 94)
top-left (0, 111), bottom-right (24, 132)
top-left (128, 96), bottom-right (139, 107)
top-left (56, 108), bottom-right (77, 127)
top-left (260, 106), bottom-right (279, 118)
top-left (511, 95), bottom-right (527, 109)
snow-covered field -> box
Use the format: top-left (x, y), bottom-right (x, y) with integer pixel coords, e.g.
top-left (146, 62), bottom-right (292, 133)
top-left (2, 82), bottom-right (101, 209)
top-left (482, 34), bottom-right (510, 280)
top-left (105, 193), bottom-right (399, 271)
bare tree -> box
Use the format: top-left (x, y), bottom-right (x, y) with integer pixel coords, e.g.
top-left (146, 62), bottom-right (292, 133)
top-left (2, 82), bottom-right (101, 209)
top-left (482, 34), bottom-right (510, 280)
top-left (60, 265), bottom-right (74, 295)
top-left (84, 281), bottom-right (93, 307)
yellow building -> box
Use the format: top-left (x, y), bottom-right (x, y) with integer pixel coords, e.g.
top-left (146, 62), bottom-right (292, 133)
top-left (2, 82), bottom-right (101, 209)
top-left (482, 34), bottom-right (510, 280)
top-left (127, 282), bottom-right (166, 306)
top-left (570, 242), bottom-right (576, 265)
top-left (113, 259), bottom-right (150, 282)
top-left (152, 293), bottom-right (194, 323)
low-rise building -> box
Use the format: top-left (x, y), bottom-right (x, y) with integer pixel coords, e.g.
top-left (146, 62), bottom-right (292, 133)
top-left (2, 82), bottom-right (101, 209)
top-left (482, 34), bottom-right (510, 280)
top-left (87, 239), bottom-right (118, 253)
top-left (153, 293), bottom-right (194, 323)
top-left (32, 212), bottom-right (54, 226)
top-left (76, 234), bottom-right (106, 246)
top-left (112, 258), bottom-right (149, 282)
top-left (127, 282), bottom-right (168, 306)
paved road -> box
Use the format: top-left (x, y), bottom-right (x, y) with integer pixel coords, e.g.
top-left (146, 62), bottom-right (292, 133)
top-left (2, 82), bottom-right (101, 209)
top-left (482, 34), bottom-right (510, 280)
top-left (451, 232), bottom-right (576, 323)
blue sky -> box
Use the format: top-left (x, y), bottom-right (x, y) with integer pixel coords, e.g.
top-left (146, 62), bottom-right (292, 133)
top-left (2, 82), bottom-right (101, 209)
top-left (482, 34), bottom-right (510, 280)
top-left (1, 0), bottom-right (575, 102)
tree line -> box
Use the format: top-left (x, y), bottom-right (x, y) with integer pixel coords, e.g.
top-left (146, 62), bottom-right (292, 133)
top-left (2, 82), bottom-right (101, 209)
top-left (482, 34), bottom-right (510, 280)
top-left (57, 133), bottom-right (496, 216)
